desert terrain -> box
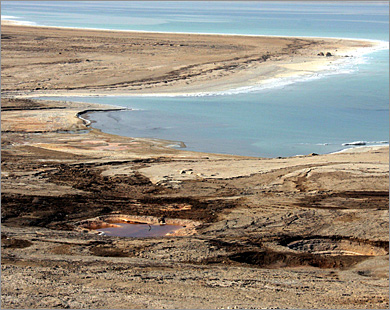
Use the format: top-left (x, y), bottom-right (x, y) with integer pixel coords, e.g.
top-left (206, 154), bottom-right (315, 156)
top-left (1, 23), bottom-right (389, 309)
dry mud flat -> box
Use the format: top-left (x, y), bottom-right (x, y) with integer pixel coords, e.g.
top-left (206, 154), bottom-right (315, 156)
top-left (1, 23), bottom-right (375, 96)
top-left (1, 97), bottom-right (389, 309)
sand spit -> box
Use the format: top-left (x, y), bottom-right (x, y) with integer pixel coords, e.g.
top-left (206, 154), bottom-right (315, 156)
top-left (1, 23), bottom-right (380, 97)
top-left (1, 23), bottom-right (389, 309)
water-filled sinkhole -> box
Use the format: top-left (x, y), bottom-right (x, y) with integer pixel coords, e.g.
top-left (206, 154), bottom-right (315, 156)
top-left (96, 222), bottom-right (184, 238)
top-left (76, 214), bottom-right (201, 238)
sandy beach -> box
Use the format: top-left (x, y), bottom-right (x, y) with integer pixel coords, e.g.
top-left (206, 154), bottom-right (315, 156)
top-left (1, 22), bottom-right (379, 97)
top-left (1, 23), bottom-right (389, 309)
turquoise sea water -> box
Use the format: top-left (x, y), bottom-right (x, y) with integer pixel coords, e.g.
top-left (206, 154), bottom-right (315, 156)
top-left (2, 1), bottom-right (389, 40)
top-left (2, 1), bottom-right (389, 157)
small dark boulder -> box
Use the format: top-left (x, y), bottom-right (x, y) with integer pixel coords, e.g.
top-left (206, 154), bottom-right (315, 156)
top-left (317, 52), bottom-right (324, 56)
top-left (326, 52), bottom-right (332, 57)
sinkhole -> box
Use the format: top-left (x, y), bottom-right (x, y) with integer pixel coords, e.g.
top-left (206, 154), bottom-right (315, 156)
top-left (76, 214), bottom-right (201, 238)
top-left (284, 237), bottom-right (388, 256)
top-left (96, 223), bottom-right (184, 238)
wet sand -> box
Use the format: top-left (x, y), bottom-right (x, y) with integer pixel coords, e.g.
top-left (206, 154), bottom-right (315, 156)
top-left (1, 23), bottom-right (389, 309)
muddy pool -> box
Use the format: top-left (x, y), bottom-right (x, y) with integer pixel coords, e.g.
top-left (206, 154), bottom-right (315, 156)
top-left (96, 223), bottom-right (184, 238)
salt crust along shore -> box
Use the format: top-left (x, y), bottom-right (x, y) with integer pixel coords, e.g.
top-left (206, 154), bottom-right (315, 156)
top-left (15, 36), bottom-right (387, 98)
top-left (1, 22), bottom-right (387, 98)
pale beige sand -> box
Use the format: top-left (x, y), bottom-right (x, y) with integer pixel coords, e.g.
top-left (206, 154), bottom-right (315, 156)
top-left (1, 23), bottom-right (380, 97)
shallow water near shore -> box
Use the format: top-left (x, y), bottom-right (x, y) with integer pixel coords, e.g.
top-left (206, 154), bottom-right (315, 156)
top-left (47, 47), bottom-right (389, 158)
top-left (7, 1), bottom-right (389, 158)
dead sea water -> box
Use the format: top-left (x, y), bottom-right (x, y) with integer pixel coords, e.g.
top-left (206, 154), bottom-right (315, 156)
top-left (4, 1), bottom-right (389, 157)
top-left (50, 47), bottom-right (389, 157)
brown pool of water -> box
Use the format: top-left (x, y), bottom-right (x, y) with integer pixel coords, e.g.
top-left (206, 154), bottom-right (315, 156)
top-left (96, 223), bottom-right (184, 238)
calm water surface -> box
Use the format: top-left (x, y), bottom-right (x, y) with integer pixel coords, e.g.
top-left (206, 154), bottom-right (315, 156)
top-left (4, 1), bottom-right (389, 157)
top-left (2, 1), bottom-right (389, 40)
top-left (96, 223), bottom-right (183, 238)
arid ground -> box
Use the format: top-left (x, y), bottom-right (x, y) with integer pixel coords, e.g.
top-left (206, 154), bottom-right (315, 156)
top-left (1, 24), bottom-right (389, 309)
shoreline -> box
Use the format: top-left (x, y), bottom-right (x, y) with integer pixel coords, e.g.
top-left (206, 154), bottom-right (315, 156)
top-left (2, 18), bottom-right (389, 44)
top-left (329, 144), bottom-right (389, 155)
top-left (1, 21), bottom-right (387, 98)
top-left (8, 95), bottom-right (382, 158)
top-left (75, 100), bottom-right (388, 158)
top-left (1, 22), bottom-right (388, 158)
